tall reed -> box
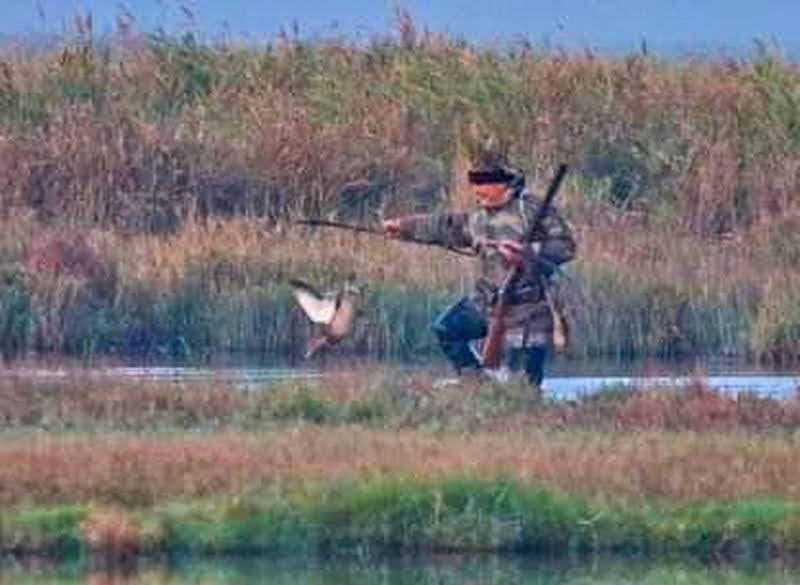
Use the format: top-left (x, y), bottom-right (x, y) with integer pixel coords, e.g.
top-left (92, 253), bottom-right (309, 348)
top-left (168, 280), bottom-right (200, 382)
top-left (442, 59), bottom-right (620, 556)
top-left (2, 23), bottom-right (800, 361)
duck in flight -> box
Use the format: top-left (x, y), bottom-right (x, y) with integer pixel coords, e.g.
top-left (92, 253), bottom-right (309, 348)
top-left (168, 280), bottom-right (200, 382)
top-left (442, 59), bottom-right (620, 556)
top-left (289, 274), bottom-right (363, 358)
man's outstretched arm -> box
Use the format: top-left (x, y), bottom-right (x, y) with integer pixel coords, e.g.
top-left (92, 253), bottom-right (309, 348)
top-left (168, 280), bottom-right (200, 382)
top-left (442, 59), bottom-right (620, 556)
top-left (382, 212), bottom-right (473, 249)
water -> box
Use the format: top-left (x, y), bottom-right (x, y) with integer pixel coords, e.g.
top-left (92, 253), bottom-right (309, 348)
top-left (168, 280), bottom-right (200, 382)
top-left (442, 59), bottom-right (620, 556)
top-left (3, 355), bottom-right (799, 400)
top-left (4, 556), bottom-right (800, 585)
top-left (543, 357), bottom-right (800, 399)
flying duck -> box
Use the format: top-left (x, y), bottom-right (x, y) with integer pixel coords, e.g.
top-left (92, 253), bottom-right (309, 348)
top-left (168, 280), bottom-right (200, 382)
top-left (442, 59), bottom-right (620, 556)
top-left (289, 274), bottom-right (363, 358)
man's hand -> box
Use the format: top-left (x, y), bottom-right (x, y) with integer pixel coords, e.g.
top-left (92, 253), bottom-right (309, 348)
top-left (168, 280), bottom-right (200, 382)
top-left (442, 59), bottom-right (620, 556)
top-left (484, 239), bottom-right (541, 267)
top-left (382, 218), bottom-right (402, 238)
top-left (497, 240), bottom-right (524, 267)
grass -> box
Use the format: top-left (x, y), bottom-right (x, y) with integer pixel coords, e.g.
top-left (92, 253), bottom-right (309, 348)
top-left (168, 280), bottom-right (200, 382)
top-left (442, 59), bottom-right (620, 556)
top-left (5, 557), bottom-right (800, 584)
top-left (1, 24), bottom-right (800, 361)
top-left (0, 214), bottom-right (796, 363)
top-left (0, 371), bottom-right (795, 560)
top-left (0, 371), bottom-right (798, 433)
top-left (3, 20), bottom-right (800, 564)
top-left (1, 421), bottom-right (800, 506)
top-left (2, 477), bottom-right (800, 560)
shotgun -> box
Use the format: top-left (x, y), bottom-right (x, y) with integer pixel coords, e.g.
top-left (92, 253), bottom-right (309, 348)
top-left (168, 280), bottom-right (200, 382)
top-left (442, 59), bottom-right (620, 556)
top-left (481, 164), bottom-right (568, 369)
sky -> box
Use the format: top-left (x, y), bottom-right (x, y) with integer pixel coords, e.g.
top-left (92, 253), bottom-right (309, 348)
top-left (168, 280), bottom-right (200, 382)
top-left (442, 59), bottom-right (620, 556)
top-left (2, 0), bottom-right (799, 56)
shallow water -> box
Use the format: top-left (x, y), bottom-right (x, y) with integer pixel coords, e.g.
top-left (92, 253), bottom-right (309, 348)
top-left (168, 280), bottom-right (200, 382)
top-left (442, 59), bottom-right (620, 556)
top-left (4, 355), bottom-right (798, 400)
top-left (4, 556), bottom-right (800, 585)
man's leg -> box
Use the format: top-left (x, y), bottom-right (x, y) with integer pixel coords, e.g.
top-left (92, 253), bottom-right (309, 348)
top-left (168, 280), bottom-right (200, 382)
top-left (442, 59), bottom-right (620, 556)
top-left (432, 297), bottom-right (487, 375)
top-left (524, 345), bottom-right (547, 387)
top-left (505, 345), bottom-right (547, 387)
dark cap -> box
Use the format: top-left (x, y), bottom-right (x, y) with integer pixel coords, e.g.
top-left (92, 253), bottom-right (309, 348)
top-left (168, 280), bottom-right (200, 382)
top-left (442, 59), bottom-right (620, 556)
top-left (467, 166), bottom-right (517, 185)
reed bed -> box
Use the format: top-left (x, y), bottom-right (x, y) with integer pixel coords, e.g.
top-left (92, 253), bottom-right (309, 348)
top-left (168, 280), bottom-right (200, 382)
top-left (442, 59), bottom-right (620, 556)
top-left (0, 212), bottom-right (798, 362)
top-left (2, 23), bottom-right (800, 361)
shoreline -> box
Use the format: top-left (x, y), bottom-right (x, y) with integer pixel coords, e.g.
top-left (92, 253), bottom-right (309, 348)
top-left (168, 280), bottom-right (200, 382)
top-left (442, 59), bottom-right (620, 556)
top-left (3, 476), bottom-right (799, 561)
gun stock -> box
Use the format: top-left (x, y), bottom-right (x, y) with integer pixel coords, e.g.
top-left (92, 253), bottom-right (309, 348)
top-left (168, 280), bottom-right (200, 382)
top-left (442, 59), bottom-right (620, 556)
top-left (481, 271), bottom-right (515, 369)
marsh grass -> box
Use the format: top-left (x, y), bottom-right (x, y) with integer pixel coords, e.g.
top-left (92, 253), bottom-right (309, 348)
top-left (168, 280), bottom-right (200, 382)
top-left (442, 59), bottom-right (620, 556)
top-left (0, 372), bottom-right (798, 559)
top-left (2, 371), bottom-right (799, 433)
top-left (0, 368), bottom-right (800, 434)
top-left (3, 557), bottom-right (800, 585)
top-left (1, 376), bottom-right (800, 508)
top-left (0, 214), bottom-right (796, 362)
top-left (3, 477), bottom-right (800, 559)
top-left (6, 558), bottom-right (800, 585)
top-left (4, 18), bottom-right (800, 566)
top-left (3, 25), bottom-right (800, 361)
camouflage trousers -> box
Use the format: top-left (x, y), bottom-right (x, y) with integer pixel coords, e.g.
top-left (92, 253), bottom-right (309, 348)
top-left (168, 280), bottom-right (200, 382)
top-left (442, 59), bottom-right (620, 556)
top-left (431, 296), bottom-right (552, 386)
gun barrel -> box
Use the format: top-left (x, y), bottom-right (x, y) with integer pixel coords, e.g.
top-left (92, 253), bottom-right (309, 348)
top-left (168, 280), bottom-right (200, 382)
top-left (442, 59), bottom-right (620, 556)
top-left (294, 218), bottom-right (477, 257)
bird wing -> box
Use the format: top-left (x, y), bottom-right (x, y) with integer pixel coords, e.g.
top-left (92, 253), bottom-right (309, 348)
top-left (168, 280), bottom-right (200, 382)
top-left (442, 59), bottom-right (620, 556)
top-left (290, 279), bottom-right (338, 324)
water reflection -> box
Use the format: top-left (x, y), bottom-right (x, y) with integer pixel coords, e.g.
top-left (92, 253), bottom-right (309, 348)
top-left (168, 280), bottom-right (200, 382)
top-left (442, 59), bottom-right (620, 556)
top-left (3, 556), bottom-right (800, 585)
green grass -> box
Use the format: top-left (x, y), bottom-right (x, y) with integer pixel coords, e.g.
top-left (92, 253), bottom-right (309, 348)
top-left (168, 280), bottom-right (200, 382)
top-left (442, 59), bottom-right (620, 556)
top-left (2, 476), bottom-right (800, 560)
top-left (0, 251), bottom-right (789, 362)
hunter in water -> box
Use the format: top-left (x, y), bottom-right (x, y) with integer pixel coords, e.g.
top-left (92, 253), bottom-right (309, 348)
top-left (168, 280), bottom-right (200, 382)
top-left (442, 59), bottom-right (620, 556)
top-left (383, 154), bottom-right (576, 386)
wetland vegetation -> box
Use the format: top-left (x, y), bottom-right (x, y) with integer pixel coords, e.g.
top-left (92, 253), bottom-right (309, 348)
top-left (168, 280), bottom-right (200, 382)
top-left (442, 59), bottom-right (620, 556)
top-left (1, 12), bottom-right (800, 566)
top-left (1, 14), bottom-right (800, 363)
top-left (0, 372), bottom-right (797, 560)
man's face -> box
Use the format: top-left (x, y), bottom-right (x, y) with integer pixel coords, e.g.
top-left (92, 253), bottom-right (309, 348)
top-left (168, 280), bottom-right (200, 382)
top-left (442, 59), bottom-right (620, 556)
top-left (473, 182), bottom-right (511, 208)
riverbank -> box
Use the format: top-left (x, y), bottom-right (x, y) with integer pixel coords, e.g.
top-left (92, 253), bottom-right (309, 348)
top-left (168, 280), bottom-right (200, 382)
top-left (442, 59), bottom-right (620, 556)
top-left (1, 369), bottom-right (799, 433)
top-left (0, 373), bottom-right (798, 560)
top-left (4, 475), bottom-right (800, 560)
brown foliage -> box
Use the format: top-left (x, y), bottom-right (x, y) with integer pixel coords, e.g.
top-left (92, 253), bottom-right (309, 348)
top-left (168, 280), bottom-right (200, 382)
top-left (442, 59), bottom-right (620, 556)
top-left (482, 382), bottom-right (800, 433)
top-left (82, 506), bottom-right (154, 561)
top-left (0, 427), bottom-right (797, 505)
top-left (2, 40), bottom-right (800, 235)
top-left (26, 228), bottom-right (106, 280)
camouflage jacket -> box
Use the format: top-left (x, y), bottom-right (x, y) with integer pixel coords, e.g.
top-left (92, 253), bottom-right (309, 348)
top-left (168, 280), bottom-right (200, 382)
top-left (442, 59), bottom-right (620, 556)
top-left (396, 186), bottom-right (576, 311)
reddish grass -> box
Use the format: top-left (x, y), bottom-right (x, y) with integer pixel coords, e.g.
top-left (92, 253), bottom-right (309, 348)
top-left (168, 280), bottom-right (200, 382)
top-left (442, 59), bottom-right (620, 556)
top-left (0, 427), bottom-right (797, 505)
top-left (82, 506), bottom-right (154, 561)
top-left (1, 373), bottom-right (800, 432)
top-left (512, 381), bottom-right (800, 432)
top-left (25, 229), bottom-right (107, 281)
top-left (1, 35), bottom-right (799, 235)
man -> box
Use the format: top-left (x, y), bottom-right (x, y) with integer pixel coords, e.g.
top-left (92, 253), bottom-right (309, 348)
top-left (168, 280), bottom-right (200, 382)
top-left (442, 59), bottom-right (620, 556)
top-left (382, 154), bottom-right (576, 386)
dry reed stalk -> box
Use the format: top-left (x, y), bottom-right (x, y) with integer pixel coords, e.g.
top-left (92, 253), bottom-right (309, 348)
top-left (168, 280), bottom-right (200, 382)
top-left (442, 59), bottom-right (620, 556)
top-left (2, 40), bottom-right (800, 233)
top-left (4, 37), bottom-right (800, 358)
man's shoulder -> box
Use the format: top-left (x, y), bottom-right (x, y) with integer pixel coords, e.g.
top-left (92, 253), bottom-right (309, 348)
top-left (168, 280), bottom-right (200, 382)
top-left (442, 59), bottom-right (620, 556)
top-left (520, 189), bottom-right (565, 217)
top-left (519, 189), bottom-right (544, 207)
